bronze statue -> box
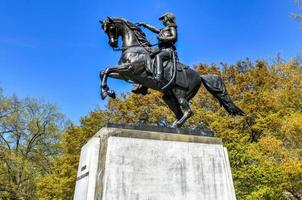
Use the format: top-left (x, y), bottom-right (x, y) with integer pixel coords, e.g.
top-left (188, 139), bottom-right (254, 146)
top-left (99, 16), bottom-right (244, 128)
top-left (132, 12), bottom-right (178, 95)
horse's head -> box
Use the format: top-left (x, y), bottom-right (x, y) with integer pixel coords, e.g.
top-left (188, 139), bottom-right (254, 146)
top-left (100, 17), bottom-right (151, 49)
top-left (100, 17), bottom-right (122, 48)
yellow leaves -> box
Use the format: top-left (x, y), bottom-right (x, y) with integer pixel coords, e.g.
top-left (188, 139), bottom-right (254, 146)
top-left (245, 186), bottom-right (284, 200)
top-left (282, 159), bottom-right (302, 175)
top-left (274, 63), bottom-right (302, 112)
top-left (251, 112), bottom-right (282, 137)
top-left (107, 90), bottom-right (173, 124)
top-left (281, 113), bottom-right (302, 148)
top-left (195, 63), bottom-right (221, 75)
top-left (61, 126), bottom-right (85, 154)
top-left (280, 159), bottom-right (302, 198)
top-left (258, 135), bottom-right (287, 161)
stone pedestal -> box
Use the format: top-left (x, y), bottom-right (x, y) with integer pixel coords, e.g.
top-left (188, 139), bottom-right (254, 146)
top-left (73, 124), bottom-right (236, 200)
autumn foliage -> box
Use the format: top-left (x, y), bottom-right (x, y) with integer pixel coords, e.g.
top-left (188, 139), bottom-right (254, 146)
top-left (1, 59), bottom-right (301, 199)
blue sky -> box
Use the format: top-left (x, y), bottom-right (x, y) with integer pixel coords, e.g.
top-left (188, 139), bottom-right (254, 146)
top-left (1, 0), bottom-right (302, 123)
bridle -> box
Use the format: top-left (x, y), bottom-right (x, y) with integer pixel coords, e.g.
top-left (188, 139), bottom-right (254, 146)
top-left (106, 19), bottom-right (157, 52)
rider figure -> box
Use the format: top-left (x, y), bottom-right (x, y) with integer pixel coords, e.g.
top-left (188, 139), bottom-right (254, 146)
top-left (132, 12), bottom-right (178, 94)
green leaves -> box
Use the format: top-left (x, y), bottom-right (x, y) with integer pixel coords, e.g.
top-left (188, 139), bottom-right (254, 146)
top-left (0, 90), bottom-right (66, 200)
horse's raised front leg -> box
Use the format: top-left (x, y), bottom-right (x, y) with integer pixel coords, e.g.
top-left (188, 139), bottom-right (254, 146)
top-left (100, 64), bottom-right (130, 100)
top-left (100, 68), bottom-right (111, 100)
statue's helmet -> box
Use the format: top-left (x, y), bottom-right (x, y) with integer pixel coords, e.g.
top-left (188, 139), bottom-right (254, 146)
top-left (159, 12), bottom-right (176, 24)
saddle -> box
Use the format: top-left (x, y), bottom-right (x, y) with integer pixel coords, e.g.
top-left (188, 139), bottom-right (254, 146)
top-left (144, 48), bottom-right (189, 90)
top-left (163, 60), bottom-right (189, 90)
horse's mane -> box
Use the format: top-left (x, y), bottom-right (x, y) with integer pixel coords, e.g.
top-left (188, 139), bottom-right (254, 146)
top-left (112, 17), bottom-right (152, 47)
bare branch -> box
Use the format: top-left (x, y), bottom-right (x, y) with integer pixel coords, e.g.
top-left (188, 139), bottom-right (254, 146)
top-left (0, 133), bottom-right (11, 149)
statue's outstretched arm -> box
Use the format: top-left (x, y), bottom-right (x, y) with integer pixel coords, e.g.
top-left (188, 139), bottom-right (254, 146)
top-left (137, 22), bottom-right (160, 34)
top-left (144, 24), bottom-right (160, 33)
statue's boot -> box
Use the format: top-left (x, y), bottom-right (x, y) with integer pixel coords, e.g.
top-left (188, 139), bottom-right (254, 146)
top-left (155, 55), bottom-right (163, 82)
top-left (132, 84), bottom-right (148, 95)
top-left (154, 73), bottom-right (162, 82)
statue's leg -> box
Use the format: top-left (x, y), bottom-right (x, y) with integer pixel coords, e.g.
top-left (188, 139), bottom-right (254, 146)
top-left (162, 93), bottom-right (183, 128)
top-left (155, 51), bottom-right (170, 81)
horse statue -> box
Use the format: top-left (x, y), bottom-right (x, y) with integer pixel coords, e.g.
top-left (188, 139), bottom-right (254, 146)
top-left (99, 17), bottom-right (244, 128)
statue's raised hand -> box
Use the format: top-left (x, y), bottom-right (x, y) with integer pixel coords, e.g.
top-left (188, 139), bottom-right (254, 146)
top-left (136, 22), bottom-right (146, 27)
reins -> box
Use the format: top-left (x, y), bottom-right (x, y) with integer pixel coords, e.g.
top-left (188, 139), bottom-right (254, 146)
top-left (112, 43), bottom-right (158, 52)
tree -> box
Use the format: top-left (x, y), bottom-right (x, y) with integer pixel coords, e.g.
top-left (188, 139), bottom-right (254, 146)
top-left (37, 111), bottom-right (108, 200)
top-left (0, 89), bottom-right (66, 199)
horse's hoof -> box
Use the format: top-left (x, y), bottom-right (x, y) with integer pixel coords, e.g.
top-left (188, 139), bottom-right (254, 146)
top-left (101, 94), bottom-right (107, 100)
top-left (108, 90), bottom-right (116, 99)
top-left (171, 120), bottom-right (178, 128)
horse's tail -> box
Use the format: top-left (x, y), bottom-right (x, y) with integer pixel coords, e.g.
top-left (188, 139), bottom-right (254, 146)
top-left (200, 74), bottom-right (245, 116)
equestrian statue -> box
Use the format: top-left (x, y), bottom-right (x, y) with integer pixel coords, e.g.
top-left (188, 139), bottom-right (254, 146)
top-left (99, 13), bottom-right (244, 128)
